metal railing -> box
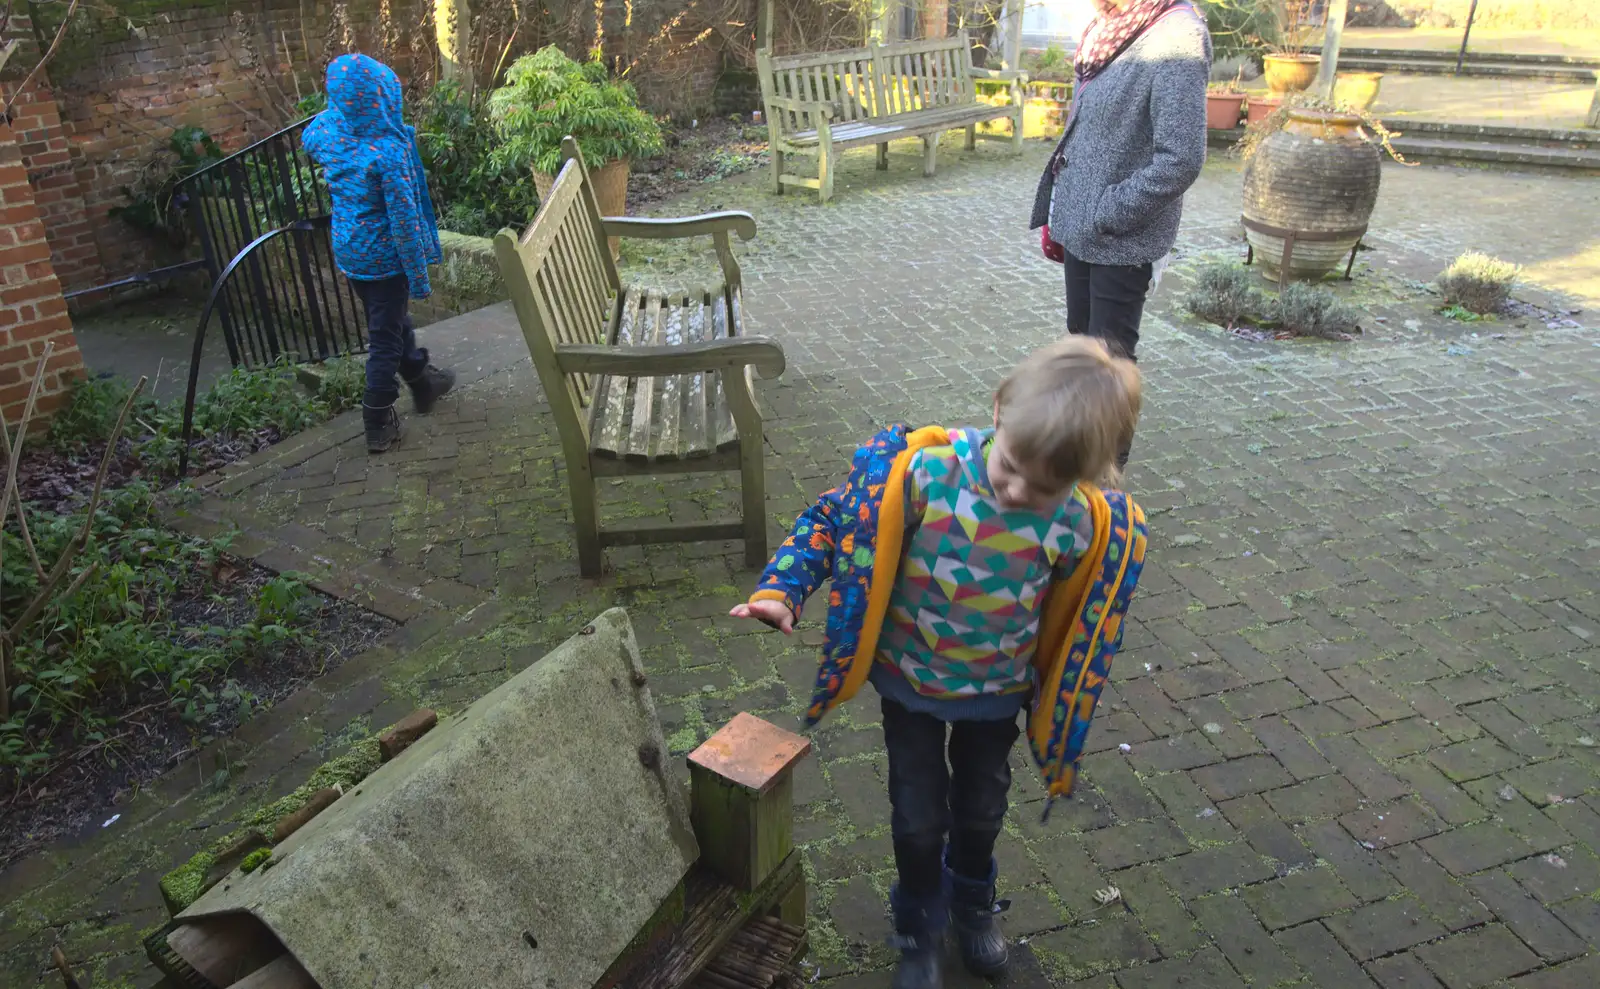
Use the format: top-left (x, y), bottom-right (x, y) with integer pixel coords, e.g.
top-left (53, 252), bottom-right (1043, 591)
top-left (174, 118), bottom-right (370, 474)
top-left (177, 118), bottom-right (367, 371)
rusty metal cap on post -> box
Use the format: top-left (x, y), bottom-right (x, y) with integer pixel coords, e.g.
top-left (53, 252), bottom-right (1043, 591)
top-left (689, 712), bottom-right (813, 794)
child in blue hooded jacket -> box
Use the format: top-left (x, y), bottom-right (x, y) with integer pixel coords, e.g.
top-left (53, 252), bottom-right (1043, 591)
top-left (303, 54), bottom-right (455, 453)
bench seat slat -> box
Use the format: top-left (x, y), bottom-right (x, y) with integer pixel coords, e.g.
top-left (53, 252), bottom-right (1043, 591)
top-left (589, 286), bottom-right (737, 464)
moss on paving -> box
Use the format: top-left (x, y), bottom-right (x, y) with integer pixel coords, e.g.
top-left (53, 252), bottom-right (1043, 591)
top-left (158, 736), bottom-right (384, 915)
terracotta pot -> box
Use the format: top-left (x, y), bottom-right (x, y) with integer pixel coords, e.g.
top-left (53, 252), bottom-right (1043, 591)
top-left (1333, 71), bottom-right (1384, 111)
top-left (1206, 92), bottom-right (1246, 130)
top-left (1263, 53), bottom-right (1321, 94)
top-left (534, 158), bottom-right (630, 259)
top-left (1242, 109), bottom-right (1382, 281)
top-left (1246, 95), bottom-right (1284, 127)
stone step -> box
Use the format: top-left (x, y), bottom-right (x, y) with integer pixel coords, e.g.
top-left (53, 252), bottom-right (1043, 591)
top-left (1377, 119), bottom-right (1598, 152)
top-left (1207, 127), bottom-right (1600, 175)
top-left (1310, 46), bottom-right (1600, 70)
top-left (1329, 55), bottom-right (1597, 83)
top-left (1387, 134), bottom-right (1600, 172)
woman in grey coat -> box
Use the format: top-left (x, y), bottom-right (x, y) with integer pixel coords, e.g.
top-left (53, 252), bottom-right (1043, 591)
top-left (1031, 0), bottom-right (1211, 371)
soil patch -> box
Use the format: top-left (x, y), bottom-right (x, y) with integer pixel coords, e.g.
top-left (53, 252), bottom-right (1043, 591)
top-left (0, 562), bottom-right (394, 870)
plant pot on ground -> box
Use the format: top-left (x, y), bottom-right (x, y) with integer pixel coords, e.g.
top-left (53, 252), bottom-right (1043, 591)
top-left (1246, 95), bottom-right (1284, 126)
top-left (1240, 105), bottom-right (1384, 281)
top-left (1207, 88), bottom-right (1247, 129)
top-left (1333, 71), bottom-right (1384, 110)
top-left (488, 45), bottom-right (664, 258)
top-left (1263, 53), bottom-right (1321, 94)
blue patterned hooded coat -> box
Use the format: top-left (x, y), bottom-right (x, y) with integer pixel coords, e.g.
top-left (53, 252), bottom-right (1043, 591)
top-left (749, 425), bottom-right (1148, 814)
top-left (302, 54), bottom-right (442, 298)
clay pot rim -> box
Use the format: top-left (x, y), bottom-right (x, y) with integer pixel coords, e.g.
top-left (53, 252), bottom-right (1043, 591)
top-left (1207, 91), bottom-right (1247, 101)
top-left (1285, 108), bottom-right (1365, 126)
top-left (1337, 70), bottom-right (1385, 79)
top-left (1265, 52), bottom-right (1322, 64)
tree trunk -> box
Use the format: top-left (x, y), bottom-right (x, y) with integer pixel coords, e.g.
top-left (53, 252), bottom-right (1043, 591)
top-left (435, 0), bottom-right (471, 85)
top-left (1316, 0), bottom-right (1350, 100)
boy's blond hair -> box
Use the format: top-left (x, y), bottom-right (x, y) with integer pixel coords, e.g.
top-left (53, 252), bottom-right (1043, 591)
top-left (995, 337), bottom-right (1142, 488)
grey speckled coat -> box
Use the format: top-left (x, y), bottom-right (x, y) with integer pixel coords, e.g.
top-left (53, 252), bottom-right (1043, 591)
top-left (1030, 5), bottom-right (1212, 267)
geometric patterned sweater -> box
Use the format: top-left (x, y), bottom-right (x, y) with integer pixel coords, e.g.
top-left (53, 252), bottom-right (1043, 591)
top-left (872, 428), bottom-right (1094, 720)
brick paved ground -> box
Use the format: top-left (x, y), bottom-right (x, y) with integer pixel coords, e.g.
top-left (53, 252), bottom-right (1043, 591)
top-left (3, 140), bottom-right (1599, 988)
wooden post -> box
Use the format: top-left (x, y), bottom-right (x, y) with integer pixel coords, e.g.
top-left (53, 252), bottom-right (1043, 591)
top-left (1454, 0), bottom-right (1479, 75)
top-left (1315, 0), bottom-right (1349, 100)
top-left (758, 0), bottom-right (774, 52)
top-left (871, 0), bottom-right (898, 45)
top-left (1000, 0), bottom-right (1023, 71)
top-left (1588, 74), bottom-right (1600, 129)
top-left (688, 713), bottom-right (812, 924)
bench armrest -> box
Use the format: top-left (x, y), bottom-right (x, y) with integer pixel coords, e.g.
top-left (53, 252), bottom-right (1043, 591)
top-left (601, 211), bottom-right (757, 242)
top-left (765, 95), bottom-right (835, 120)
top-left (971, 67), bottom-right (1030, 83)
top-left (557, 337), bottom-right (786, 380)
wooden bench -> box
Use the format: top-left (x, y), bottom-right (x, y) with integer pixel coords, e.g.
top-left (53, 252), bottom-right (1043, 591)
top-left (494, 138), bottom-right (785, 577)
top-left (756, 30), bottom-right (1026, 202)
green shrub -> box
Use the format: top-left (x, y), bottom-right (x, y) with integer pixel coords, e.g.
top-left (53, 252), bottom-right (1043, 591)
top-left (1437, 251), bottom-right (1519, 315)
top-left (1274, 281), bottom-right (1361, 339)
top-left (413, 80), bottom-right (541, 237)
top-left (1183, 262), bottom-right (1272, 328)
top-left (488, 46), bottom-right (664, 177)
top-left (48, 375), bottom-right (144, 452)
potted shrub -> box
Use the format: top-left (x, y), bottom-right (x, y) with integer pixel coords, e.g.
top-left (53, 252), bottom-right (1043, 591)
top-left (488, 45), bottom-right (663, 251)
top-left (1261, 0), bottom-right (1320, 94)
top-left (1207, 75), bottom-right (1247, 130)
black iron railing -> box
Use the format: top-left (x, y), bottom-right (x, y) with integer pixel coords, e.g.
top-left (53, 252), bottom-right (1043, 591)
top-left (174, 118), bottom-right (371, 474)
top-left (177, 118), bottom-right (367, 370)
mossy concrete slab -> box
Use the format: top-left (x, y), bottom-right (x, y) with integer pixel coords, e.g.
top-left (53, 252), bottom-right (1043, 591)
top-left (180, 607), bottom-right (697, 989)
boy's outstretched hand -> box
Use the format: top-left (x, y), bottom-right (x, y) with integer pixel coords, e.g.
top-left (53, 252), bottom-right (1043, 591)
top-left (729, 599), bottom-right (797, 635)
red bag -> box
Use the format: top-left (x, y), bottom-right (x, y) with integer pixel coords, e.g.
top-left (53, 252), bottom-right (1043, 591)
top-left (1041, 225), bottom-right (1065, 264)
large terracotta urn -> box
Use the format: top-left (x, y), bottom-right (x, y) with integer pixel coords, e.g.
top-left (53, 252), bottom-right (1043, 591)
top-left (1242, 109), bottom-right (1382, 281)
top-left (534, 158), bottom-right (630, 259)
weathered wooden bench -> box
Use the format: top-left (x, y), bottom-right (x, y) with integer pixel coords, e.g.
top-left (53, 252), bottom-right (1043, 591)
top-left (756, 30), bottom-right (1026, 202)
top-left (494, 138), bottom-right (785, 577)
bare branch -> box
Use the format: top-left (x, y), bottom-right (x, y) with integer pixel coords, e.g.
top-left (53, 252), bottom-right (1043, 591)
top-left (4, 0), bottom-right (82, 116)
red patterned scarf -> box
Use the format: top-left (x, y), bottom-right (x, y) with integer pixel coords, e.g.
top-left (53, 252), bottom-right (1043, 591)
top-left (1075, 0), bottom-right (1186, 85)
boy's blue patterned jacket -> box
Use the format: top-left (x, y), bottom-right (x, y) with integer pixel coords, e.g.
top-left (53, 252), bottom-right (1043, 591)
top-left (302, 54), bottom-right (442, 298)
top-left (749, 424), bottom-right (1148, 812)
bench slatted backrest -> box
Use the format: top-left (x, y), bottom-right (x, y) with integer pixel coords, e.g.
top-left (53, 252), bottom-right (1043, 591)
top-left (758, 45), bottom-right (880, 132)
top-left (495, 159), bottom-right (620, 446)
top-left (873, 32), bottom-right (977, 117)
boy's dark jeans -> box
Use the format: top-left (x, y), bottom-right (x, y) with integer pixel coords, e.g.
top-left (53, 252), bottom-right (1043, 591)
top-left (882, 696), bottom-right (1020, 898)
top-left (351, 274), bottom-right (428, 407)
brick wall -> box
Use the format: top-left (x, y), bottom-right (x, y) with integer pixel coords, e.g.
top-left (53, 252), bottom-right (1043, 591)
top-left (1, 0), bottom-right (432, 299)
top-left (0, 120), bottom-right (85, 422)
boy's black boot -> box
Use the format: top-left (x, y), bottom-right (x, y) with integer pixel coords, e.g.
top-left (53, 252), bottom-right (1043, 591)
top-left (890, 883), bottom-right (946, 989)
top-left (947, 855), bottom-right (1009, 976)
top-left (363, 402), bottom-right (402, 454)
top-left (403, 351), bottom-right (456, 414)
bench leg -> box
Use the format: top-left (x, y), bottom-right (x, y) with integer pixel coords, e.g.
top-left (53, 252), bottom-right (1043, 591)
top-left (876, 142), bottom-right (889, 170)
top-left (922, 135), bottom-right (937, 177)
top-left (569, 460), bottom-right (603, 578)
top-left (965, 124), bottom-right (977, 151)
top-left (725, 367), bottom-right (768, 570)
top-left (771, 149), bottom-right (785, 195)
top-left (818, 144), bottom-right (835, 203)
